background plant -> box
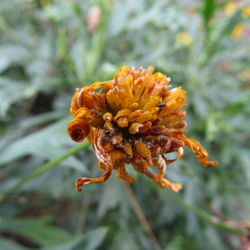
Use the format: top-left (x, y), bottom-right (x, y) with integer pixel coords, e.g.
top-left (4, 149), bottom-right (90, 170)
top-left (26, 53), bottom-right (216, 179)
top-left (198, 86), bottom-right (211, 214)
top-left (0, 0), bottom-right (249, 249)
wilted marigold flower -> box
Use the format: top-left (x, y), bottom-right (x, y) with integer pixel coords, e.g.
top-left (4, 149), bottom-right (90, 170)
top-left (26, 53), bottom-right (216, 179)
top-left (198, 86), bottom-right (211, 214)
top-left (67, 66), bottom-right (217, 192)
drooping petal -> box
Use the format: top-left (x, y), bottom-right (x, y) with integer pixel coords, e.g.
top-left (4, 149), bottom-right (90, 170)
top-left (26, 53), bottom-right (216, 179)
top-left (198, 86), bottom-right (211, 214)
top-left (180, 135), bottom-right (218, 167)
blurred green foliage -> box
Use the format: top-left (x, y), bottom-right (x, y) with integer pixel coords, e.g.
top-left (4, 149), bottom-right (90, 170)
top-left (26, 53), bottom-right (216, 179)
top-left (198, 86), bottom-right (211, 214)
top-left (0, 0), bottom-right (250, 249)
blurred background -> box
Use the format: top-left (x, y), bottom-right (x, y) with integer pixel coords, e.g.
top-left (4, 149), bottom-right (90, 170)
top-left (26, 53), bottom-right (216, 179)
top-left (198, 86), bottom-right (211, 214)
top-left (0, 0), bottom-right (250, 249)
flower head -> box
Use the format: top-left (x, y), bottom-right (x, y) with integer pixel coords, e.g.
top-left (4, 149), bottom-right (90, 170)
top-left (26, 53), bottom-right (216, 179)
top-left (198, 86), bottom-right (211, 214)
top-left (231, 23), bottom-right (245, 40)
top-left (176, 32), bottom-right (192, 46)
top-left (224, 2), bottom-right (237, 16)
top-left (242, 7), bottom-right (250, 18)
top-left (67, 66), bottom-right (217, 192)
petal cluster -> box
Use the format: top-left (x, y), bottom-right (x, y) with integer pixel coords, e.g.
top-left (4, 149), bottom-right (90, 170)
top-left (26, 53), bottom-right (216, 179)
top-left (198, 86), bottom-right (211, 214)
top-left (67, 66), bottom-right (217, 192)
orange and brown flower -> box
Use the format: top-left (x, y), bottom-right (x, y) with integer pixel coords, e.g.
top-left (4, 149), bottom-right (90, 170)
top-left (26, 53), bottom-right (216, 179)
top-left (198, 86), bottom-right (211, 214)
top-left (67, 66), bottom-right (217, 192)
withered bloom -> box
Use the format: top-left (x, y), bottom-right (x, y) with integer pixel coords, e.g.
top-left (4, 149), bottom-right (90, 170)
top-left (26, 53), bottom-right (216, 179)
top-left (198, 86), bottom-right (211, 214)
top-left (67, 66), bottom-right (217, 192)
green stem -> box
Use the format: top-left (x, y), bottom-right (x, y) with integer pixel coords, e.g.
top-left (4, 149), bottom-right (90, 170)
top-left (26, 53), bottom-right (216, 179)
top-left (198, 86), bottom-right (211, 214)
top-left (2, 141), bottom-right (89, 200)
top-left (165, 191), bottom-right (244, 234)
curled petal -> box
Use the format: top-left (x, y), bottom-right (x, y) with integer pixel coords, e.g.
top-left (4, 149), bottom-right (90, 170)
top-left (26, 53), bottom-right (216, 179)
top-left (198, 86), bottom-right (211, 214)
top-left (75, 167), bottom-right (112, 191)
top-left (71, 81), bottom-right (112, 114)
top-left (67, 118), bottom-right (90, 142)
top-left (93, 129), bottom-right (112, 165)
top-left (165, 146), bottom-right (184, 164)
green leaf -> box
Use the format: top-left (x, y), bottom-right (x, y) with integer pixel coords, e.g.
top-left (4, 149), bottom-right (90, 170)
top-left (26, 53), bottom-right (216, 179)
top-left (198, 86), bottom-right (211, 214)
top-left (0, 216), bottom-right (71, 247)
top-left (0, 77), bottom-right (61, 118)
top-left (44, 227), bottom-right (108, 250)
top-left (0, 118), bottom-right (84, 171)
top-left (0, 77), bottom-right (29, 117)
top-left (0, 45), bottom-right (29, 73)
top-left (202, 0), bottom-right (216, 27)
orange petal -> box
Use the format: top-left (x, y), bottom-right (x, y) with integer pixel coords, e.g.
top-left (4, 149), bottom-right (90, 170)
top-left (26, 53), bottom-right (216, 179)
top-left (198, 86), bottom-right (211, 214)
top-left (181, 135), bottom-right (218, 167)
top-left (117, 118), bottom-right (129, 128)
top-left (114, 109), bottom-right (132, 120)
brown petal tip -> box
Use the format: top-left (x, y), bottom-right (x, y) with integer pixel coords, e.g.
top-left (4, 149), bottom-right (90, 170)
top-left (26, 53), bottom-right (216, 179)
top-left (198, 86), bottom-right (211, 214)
top-left (75, 178), bottom-right (93, 192)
